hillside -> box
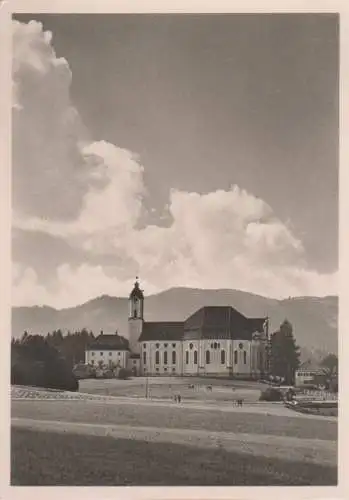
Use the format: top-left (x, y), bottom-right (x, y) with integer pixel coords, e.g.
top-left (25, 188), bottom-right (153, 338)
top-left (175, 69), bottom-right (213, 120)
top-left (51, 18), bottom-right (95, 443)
top-left (12, 288), bottom-right (338, 357)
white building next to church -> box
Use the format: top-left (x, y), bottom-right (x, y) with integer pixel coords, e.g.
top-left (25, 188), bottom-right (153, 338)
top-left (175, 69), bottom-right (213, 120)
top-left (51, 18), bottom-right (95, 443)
top-left (85, 279), bottom-right (270, 379)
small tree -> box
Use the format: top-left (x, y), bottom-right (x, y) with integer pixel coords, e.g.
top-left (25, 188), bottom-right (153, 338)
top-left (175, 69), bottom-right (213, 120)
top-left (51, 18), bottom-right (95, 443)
top-left (269, 319), bottom-right (300, 385)
top-left (320, 354), bottom-right (338, 377)
top-left (118, 368), bottom-right (131, 380)
top-left (320, 353), bottom-right (338, 391)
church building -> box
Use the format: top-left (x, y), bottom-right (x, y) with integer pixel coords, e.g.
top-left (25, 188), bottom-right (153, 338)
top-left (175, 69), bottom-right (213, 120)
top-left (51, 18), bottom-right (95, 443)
top-left (125, 279), bottom-right (270, 379)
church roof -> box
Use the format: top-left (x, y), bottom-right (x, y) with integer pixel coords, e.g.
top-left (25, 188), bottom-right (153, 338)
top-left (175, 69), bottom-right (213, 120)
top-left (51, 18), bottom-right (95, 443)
top-left (139, 322), bottom-right (184, 342)
top-left (86, 333), bottom-right (130, 351)
top-left (184, 306), bottom-right (265, 340)
top-left (138, 307), bottom-right (266, 342)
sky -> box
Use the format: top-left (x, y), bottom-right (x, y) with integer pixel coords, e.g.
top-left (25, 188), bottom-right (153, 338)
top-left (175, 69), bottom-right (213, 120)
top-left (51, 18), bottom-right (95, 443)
top-left (11, 13), bottom-right (339, 308)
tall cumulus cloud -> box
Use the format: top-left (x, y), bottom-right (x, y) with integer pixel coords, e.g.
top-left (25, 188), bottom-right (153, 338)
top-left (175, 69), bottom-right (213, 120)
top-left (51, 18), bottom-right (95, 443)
top-left (12, 20), bottom-right (337, 307)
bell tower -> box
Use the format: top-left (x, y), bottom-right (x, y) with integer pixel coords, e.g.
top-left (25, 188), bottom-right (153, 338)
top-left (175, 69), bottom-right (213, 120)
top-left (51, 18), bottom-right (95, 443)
top-left (128, 277), bottom-right (144, 354)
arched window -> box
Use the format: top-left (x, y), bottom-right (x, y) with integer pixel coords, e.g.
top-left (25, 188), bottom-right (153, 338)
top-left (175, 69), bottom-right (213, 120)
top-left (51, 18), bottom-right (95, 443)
top-left (164, 351), bottom-right (168, 365)
top-left (155, 350), bottom-right (160, 365)
top-left (143, 352), bottom-right (146, 365)
top-left (221, 349), bottom-right (226, 364)
top-left (243, 351), bottom-right (247, 364)
top-left (234, 350), bottom-right (238, 364)
top-left (189, 343), bottom-right (194, 350)
top-left (172, 350), bottom-right (176, 365)
top-left (194, 350), bottom-right (198, 364)
top-left (185, 351), bottom-right (189, 364)
top-left (214, 342), bottom-right (218, 349)
top-left (206, 350), bottom-right (210, 364)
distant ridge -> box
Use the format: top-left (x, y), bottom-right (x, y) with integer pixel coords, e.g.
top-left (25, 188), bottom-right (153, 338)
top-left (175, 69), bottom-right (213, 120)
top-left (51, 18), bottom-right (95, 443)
top-left (12, 287), bottom-right (338, 358)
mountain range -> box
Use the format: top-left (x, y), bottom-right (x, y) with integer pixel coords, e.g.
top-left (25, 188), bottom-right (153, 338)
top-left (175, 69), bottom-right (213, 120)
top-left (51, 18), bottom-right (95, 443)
top-left (12, 287), bottom-right (338, 361)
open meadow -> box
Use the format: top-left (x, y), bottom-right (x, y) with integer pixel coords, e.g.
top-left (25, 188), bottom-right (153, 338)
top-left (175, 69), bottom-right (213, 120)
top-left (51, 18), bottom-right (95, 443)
top-left (78, 376), bottom-right (265, 402)
top-left (11, 378), bottom-right (338, 486)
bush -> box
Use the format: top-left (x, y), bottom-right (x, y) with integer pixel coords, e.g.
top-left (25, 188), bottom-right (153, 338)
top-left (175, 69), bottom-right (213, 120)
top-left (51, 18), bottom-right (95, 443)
top-left (259, 387), bottom-right (283, 401)
top-left (118, 368), bottom-right (132, 380)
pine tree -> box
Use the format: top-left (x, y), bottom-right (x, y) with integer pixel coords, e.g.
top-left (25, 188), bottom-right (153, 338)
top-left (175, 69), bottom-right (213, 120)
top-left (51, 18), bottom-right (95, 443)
top-left (270, 319), bottom-right (300, 384)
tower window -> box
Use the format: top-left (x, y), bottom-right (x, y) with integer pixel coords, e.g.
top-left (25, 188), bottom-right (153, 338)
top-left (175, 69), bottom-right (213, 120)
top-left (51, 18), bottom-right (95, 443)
top-left (214, 342), bottom-right (218, 349)
top-left (234, 350), bottom-right (238, 364)
top-left (143, 352), bottom-right (146, 365)
top-left (189, 343), bottom-right (193, 350)
top-left (185, 351), bottom-right (189, 365)
top-left (194, 350), bottom-right (198, 364)
top-left (243, 351), bottom-right (247, 364)
top-left (172, 343), bottom-right (176, 348)
top-left (164, 351), bottom-right (168, 365)
top-left (221, 350), bottom-right (226, 364)
top-left (155, 351), bottom-right (160, 365)
top-left (164, 343), bottom-right (168, 348)
top-left (172, 351), bottom-right (176, 365)
top-left (143, 343), bottom-right (146, 349)
top-left (205, 350), bottom-right (210, 364)
top-left (156, 343), bottom-right (160, 349)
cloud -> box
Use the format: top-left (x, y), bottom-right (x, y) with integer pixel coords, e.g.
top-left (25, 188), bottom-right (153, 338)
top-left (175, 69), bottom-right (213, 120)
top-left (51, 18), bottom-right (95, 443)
top-left (12, 20), bottom-right (145, 225)
top-left (12, 263), bottom-right (158, 308)
top-left (12, 20), bottom-right (337, 308)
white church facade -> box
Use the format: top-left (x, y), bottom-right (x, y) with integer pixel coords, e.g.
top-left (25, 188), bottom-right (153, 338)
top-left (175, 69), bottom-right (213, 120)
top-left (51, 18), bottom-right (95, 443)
top-left (86, 280), bottom-right (270, 379)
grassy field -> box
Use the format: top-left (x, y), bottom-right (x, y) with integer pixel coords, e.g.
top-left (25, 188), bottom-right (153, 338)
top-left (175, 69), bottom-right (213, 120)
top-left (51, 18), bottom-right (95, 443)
top-left (11, 378), bottom-right (338, 486)
top-left (12, 399), bottom-right (337, 440)
top-left (11, 427), bottom-right (337, 486)
top-left (78, 376), bottom-right (265, 402)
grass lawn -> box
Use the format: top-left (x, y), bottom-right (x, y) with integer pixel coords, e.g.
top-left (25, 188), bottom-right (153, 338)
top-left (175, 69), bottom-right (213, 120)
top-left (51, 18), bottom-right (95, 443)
top-left (11, 428), bottom-right (337, 486)
top-left (79, 377), bottom-right (262, 402)
top-left (11, 399), bottom-right (337, 441)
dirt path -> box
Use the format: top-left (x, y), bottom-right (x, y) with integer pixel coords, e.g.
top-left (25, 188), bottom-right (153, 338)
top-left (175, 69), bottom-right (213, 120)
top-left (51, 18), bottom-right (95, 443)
top-left (12, 417), bottom-right (337, 467)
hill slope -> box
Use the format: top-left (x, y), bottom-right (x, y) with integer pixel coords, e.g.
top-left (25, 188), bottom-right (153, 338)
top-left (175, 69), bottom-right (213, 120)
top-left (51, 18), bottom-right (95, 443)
top-left (12, 288), bottom-right (338, 356)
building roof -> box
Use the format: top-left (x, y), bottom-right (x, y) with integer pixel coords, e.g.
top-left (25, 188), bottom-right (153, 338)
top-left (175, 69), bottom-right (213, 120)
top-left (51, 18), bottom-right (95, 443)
top-left (184, 306), bottom-right (265, 340)
top-left (86, 333), bottom-right (130, 351)
top-left (138, 307), bottom-right (266, 342)
top-left (296, 360), bottom-right (326, 373)
top-left (139, 322), bottom-right (184, 342)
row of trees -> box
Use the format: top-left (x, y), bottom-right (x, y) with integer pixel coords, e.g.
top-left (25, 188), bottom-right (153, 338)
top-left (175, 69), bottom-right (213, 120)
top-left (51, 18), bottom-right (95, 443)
top-left (11, 334), bottom-right (79, 391)
top-left (12, 328), bottom-right (97, 369)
